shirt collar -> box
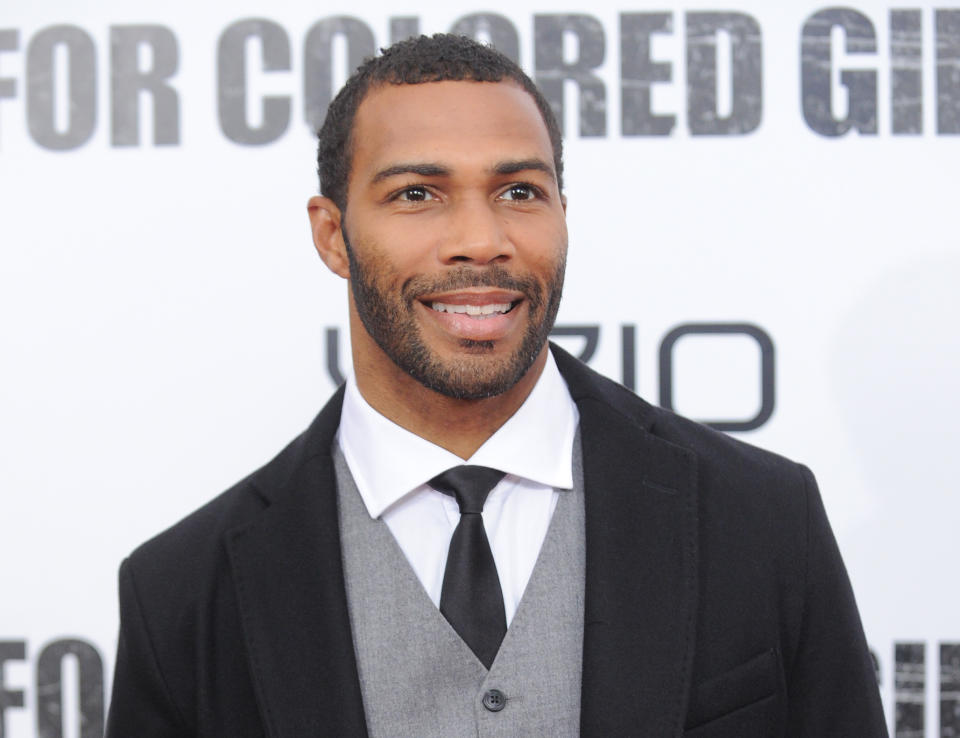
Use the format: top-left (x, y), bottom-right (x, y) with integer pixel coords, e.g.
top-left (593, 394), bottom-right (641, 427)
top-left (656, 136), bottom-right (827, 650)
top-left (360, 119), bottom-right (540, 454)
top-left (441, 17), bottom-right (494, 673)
top-left (337, 351), bottom-right (579, 519)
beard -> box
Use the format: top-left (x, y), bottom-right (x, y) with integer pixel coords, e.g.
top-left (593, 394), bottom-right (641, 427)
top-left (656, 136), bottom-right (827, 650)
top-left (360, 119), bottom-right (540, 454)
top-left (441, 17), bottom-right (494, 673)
top-left (343, 228), bottom-right (565, 400)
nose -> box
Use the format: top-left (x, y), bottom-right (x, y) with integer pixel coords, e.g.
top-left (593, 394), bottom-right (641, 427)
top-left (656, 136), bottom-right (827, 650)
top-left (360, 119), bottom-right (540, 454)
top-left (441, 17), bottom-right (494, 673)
top-left (437, 197), bottom-right (515, 265)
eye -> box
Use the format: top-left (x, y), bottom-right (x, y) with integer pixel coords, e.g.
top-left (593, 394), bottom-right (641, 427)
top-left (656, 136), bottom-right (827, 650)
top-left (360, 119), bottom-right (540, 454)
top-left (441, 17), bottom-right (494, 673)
top-left (394, 186), bottom-right (435, 202)
top-left (499, 184), bottom-right (540, 202)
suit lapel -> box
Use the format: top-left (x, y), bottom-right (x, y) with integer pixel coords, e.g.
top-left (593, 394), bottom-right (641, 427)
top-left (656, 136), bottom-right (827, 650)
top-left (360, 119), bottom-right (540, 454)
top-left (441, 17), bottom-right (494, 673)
top-left (554, 346), bottom-right (700, 738)
top-left (225, 389), bottom-right (370, 738)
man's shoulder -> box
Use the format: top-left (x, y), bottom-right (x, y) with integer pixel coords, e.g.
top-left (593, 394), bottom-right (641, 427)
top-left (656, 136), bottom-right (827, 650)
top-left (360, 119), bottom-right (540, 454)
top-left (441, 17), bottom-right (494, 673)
top-left (648, 401), bottom-right (811, 511)
top-left (556, 345), bottom-right (813, 599)
top-left (122, 470), bottom-right (261, 589)
top-left (123, 386), bottom-right (346, 580)
top-left (552, 343), bottom-right (809, 500)
top-left (553, 343), bottom-right (801, 462)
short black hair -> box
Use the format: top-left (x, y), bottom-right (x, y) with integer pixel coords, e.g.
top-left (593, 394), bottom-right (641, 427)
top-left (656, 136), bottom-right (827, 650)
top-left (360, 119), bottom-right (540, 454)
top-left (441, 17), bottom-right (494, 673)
top-left (316, 33), bottom-right (563, 211)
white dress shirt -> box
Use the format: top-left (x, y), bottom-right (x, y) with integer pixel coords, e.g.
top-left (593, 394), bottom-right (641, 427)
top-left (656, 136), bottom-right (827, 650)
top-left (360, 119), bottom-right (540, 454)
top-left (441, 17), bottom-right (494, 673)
top-left (336, 351), bottom-right (579, 626)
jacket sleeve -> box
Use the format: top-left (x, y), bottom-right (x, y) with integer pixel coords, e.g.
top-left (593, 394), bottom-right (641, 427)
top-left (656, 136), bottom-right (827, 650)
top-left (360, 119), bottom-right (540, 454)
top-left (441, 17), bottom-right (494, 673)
top-left (785, 466), bottom-right (889, 737)
top-left (106, 558), bottom-right (193, 738)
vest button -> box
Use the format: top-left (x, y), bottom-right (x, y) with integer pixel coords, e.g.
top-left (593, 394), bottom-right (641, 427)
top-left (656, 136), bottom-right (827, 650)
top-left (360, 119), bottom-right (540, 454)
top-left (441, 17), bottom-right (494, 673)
top-left (482, 689), bottom-right (506, 712)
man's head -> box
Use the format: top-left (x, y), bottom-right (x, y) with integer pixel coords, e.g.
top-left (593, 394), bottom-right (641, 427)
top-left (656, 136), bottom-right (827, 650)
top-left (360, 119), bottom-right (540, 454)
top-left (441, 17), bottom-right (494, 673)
top-left (317, 34), bottom-right (563, 213)
top-left (308, 35), bottom-right (568, 405)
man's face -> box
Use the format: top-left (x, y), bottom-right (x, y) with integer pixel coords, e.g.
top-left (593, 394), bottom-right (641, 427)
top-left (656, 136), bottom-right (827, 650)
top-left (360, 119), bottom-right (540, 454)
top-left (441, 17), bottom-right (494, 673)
top-left (339, 80), bottom-right (568, 400)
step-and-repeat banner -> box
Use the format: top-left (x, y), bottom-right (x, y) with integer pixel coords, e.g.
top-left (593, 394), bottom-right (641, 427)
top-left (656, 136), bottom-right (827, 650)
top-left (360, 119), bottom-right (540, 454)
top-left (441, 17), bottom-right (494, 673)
top-left (2, 0), bottom-right (958, 735)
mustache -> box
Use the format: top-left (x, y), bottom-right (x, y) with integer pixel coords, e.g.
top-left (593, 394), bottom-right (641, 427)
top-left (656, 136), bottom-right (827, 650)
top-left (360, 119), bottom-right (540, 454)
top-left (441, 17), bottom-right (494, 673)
top-left (402, 266), bottom-right (543, 307)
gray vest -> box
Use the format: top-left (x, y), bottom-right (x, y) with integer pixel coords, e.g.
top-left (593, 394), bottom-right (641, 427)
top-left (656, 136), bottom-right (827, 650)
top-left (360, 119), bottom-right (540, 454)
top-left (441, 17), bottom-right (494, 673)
top-left (334, 439), bottom-right (586, 738)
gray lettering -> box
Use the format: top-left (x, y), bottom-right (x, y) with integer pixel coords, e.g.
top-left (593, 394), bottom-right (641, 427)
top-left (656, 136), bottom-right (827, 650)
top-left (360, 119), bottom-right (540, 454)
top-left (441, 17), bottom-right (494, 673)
top-left (550, 325), bottom-right (600, 363)
top-left (620, 13), bottom-right (674, 136)
top-left (325, 327), bottom-right (345, 386)
top-left (0, 30), bottom-right (17, 148)
top-left (303, 17), bottom-right (375, 133)
top-left (686, 12), bottom-right (762, 135)
top-left (449, 14), bottom-right (519, 64)
top-left (621, 324), bottom-right (636, 392)
top-left (110, 25), bottom-right (180, 146)
top-left (895, 642), bottom-right (924, 738)
top-left (659, 323), bottom-right (775, 432)
top-left (801, 8), bottom-right (878, 137)
top-left (218, 18), bottom-right (291, 145)
top-left (890, 10), bottom-right (922, 134)
top-left (937, 9), bottom-right (960, 134)
top-left (389, 17), bottom-right (420, 45)
top-left (36, 639), bottom-right (104, 738)
top-left (0, 642), bottom-right (26, 738)
top-left (26, 25), bottom-right (97, 150)
top-left (534, 14), bottom-right (606, 137)
top-left (943, 643), bottom-right (960, 736)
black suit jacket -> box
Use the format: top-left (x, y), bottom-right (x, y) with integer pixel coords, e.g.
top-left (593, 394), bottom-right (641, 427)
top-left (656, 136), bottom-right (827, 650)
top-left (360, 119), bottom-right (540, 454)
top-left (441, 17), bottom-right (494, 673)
top-left (106, 345), bottom-right (888, 737)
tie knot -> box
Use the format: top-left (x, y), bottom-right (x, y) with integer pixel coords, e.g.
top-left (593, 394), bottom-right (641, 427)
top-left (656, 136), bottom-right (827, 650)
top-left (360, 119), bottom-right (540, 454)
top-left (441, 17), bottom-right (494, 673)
top-left (428, 466), bottom-right (506, 514)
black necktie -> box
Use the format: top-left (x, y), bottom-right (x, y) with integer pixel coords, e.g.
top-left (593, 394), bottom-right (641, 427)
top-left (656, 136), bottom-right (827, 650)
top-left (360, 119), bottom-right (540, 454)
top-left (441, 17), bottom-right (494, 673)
top-left (428, 465), bottom-right (507, 669)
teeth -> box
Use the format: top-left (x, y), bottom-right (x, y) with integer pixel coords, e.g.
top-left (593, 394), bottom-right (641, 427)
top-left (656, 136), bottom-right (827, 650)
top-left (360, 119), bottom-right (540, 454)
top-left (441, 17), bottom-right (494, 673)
top-left (431, 301), bottom-right (512, 316)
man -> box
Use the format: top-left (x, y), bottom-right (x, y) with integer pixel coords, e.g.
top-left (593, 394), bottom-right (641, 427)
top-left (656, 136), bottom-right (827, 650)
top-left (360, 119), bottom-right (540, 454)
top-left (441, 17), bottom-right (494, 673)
top-left (106, 34), bottom-right (888, 737)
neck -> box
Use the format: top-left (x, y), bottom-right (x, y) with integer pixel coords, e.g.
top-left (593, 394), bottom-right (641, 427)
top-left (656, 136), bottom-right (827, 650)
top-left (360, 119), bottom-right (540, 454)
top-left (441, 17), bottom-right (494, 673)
top-left (351, 332), bottom-right (548, 461)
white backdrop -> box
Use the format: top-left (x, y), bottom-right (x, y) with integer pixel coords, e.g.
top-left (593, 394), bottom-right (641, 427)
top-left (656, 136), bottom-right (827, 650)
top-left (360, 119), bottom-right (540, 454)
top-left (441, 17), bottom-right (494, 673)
top-left (1, 0), bottom-right (958, 735)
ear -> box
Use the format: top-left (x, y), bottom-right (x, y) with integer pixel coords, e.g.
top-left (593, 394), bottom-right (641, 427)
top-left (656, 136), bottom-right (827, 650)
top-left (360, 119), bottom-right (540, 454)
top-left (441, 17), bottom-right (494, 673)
top-left (307, 195), bottom-right (350, 279)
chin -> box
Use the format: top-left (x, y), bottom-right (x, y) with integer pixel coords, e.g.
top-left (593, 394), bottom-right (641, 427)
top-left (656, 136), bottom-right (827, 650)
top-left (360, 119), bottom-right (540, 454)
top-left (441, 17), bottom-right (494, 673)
top-left (402, 341), bottom-right (545, 401)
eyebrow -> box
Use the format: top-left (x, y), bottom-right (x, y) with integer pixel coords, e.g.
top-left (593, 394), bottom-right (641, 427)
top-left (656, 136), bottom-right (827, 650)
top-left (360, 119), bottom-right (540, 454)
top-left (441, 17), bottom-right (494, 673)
top-left (370, 158), bottom-right (557, 184)
top-left (492, 158), bottom-right (556, 181)
top-left (372, 163), bottom-right (450, 183)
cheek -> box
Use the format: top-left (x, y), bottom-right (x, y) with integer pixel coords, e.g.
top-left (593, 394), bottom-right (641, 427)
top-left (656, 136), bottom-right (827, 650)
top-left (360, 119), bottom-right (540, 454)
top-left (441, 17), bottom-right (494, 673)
top-left (359, 221), bottom-right (439, 274)
top-left (515, 223), bottom-right (567, 270)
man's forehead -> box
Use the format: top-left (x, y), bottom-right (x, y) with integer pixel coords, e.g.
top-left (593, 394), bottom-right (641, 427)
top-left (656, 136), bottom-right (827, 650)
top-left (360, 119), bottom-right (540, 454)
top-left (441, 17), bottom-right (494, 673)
top-left (349, 79), bottom-right (554, 177)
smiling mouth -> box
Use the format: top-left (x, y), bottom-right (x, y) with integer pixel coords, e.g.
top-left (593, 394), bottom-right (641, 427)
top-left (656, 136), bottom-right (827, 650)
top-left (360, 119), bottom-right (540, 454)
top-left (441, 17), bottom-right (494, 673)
top-left (429, 301), bottom-right (519, 318)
